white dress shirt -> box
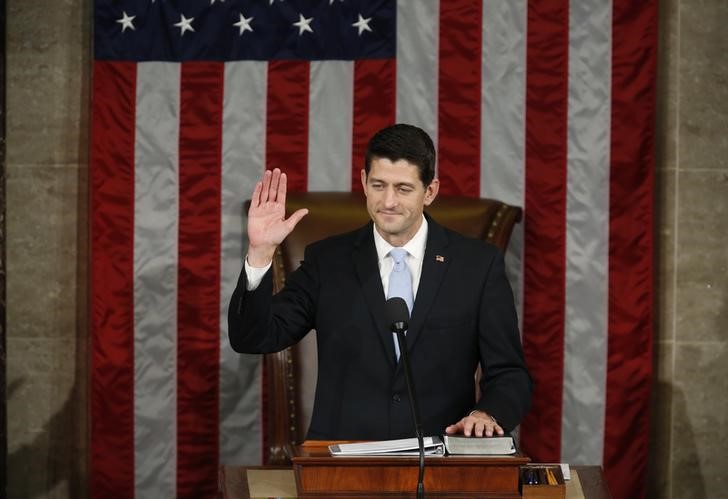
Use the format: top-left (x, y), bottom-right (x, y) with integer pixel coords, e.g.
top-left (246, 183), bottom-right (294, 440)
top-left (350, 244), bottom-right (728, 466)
top-left (373, 215), bottom-right (428, 300)
top-left (244, 257), bottom-right (272, 291)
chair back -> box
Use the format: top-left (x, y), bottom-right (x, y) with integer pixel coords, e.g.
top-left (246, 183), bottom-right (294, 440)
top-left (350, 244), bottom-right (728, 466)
top-left (263, 191), bottom-right (522, 464)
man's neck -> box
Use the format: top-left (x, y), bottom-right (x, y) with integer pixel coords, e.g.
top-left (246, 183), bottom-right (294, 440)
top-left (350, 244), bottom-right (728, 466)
top-left (372, 216), bottom-right (429, 263)
top-left (375, 217), bottom-right (424, 248)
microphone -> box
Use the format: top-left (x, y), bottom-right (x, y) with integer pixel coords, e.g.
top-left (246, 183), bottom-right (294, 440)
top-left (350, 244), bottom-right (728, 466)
top-left (385, 297), bottom-right (425, 499)
top-left (384, 296), bottom-right (410, 334)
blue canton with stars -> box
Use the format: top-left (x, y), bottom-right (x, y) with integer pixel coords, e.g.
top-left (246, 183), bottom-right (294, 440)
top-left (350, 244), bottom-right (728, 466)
top-left (95, 0), bottom-right (396, 62)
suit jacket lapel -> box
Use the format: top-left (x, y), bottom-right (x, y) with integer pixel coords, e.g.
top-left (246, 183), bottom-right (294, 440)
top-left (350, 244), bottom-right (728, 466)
top-left (353, 223), bottom-right (397, 367)
top-left (404, 216), bottom-right (451, 354)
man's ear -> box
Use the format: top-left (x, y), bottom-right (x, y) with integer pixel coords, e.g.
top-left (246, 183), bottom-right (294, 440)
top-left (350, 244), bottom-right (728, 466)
top-left (360, 169), bottom-right (367, 194)
top-left (424, 178), bottom-right (440, 206)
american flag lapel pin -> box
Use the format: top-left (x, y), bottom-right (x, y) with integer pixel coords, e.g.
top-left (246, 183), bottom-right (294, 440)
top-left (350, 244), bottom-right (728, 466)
top-left (435, 255), bottom-right (445, 263)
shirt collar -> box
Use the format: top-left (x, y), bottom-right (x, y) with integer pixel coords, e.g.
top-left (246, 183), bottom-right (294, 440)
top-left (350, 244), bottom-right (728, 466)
top-left (373, 215), bottom-right (428, 262)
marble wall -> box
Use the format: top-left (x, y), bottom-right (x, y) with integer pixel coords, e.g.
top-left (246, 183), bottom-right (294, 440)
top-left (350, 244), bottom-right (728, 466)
top-left (650, 0), bottom-right (728, 498)
top-left (3, 0), bottom-right (726, 498)
top-left (5, 0), bottom-right (90, 497)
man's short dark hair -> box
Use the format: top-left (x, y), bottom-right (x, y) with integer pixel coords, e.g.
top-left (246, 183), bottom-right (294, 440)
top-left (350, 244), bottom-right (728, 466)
top-left (364, 124), bottom-right (436, 186)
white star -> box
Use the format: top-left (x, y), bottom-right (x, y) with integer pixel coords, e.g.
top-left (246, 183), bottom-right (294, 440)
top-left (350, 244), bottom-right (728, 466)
top-left (211, 0), bottom-right (225, 3)
top-left (269, 0), bottom-right (283, 4)
top-left (234, 13), bottom-right (254, 35)
top-left (352, 14), bottom-right (372, 36)
top-left (174, 14), bottom-right (195, 36)
top-left (329, 0), bottom-right (344, 4)
top-left (293, 13), bottom-right (314, 35)
top-left (116, 11), bottom-right (136, 32)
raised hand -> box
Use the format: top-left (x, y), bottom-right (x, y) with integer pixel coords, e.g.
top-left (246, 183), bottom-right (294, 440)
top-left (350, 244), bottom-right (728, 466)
top-left (246, 168), bottom-right (308, 267)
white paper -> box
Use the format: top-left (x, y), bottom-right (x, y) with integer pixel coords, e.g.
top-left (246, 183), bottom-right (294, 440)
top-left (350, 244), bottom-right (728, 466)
top-left (329, 436), bottom-right (445, 456)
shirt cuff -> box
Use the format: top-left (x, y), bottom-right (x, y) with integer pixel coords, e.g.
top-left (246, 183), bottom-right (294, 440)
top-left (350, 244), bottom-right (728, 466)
top-left (244, 257), bottom-right (272, 291)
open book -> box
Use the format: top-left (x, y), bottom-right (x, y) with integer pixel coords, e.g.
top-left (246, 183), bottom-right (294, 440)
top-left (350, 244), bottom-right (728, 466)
top-left (329, 436), bottom-right (445, 456)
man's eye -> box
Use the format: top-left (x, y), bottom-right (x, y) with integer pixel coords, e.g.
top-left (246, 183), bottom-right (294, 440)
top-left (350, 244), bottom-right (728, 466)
top-left (399, 187), bottom-right (412, 194)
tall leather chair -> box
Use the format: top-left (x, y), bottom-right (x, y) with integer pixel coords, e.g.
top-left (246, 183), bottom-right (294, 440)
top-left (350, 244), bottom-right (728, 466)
top-left (262, 191), bottom-right (522, 464)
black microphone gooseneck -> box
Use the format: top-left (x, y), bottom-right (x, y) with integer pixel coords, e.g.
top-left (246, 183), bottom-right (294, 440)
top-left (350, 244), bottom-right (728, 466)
top-left (385, 297), bottom-right (425, 499)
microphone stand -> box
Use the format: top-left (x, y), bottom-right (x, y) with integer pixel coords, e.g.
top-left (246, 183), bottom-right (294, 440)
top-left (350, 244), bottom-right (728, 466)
top-left (394, 326), bottom-right (425, 499)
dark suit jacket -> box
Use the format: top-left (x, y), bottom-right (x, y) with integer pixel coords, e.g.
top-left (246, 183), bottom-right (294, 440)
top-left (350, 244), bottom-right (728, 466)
top-left (228, 215), bottom-right (531, 440)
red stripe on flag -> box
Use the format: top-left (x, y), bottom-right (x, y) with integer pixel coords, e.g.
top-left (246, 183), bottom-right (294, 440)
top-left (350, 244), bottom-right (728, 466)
top-left (263, 60), bottom-right (310, 462)
top-left (266, 61), bottom-right (310, 193)
top-left (177, 62), bottom-right (223, 498)
top-left (90, 61), bottom-right (136, 499)
top-left (520, 0), bottom-right (569, 462)
top-left (605, 1), bottom-right (657, 497)
top-left (437, 0), bottom-right (482, 197)
top-left (351, 59), bottom-right (396, 191)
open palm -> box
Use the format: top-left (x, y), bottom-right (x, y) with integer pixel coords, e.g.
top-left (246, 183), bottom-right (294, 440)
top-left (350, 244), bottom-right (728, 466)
top-left (247, 169), bottom-right (308, 266)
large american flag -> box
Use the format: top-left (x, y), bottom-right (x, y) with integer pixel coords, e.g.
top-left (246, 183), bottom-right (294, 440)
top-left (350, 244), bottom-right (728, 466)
top-left (91, 1), bottom-right (656, 498)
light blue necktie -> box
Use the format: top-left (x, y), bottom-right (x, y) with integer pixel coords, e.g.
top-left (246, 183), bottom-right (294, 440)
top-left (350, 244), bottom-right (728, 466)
top-left (387, 248), bottom-right (413, 361)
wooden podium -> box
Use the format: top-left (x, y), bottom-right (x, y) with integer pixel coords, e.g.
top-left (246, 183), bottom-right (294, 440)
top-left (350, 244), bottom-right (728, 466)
top-left (291, 441), bottom-right (531, 498)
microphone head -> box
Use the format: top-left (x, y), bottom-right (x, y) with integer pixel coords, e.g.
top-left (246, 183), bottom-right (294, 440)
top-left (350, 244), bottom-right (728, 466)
top-left (385, 297), bottom-right (410, 332)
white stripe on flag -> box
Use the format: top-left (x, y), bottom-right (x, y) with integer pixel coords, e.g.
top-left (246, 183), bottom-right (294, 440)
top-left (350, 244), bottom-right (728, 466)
top-left (308, 61), bottom-right (354, 191)
top-left (134, 62), bottom-right (180, 498)
top-left (480, 0), bottom-right (528, 325)
top-left (562, 0), bottom-right (612, 464)
top-left (219, 61), bottom-right (267, 465)
top-left (396, 0), bottom-right (439, 149)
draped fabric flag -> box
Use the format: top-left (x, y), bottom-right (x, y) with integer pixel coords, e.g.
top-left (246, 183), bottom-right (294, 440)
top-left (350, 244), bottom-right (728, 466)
top-left (91, 1), bottom-right (656, 498)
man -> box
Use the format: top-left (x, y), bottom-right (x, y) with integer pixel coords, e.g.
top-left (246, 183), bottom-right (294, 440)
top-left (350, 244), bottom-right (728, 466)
top-left (229, 124), bottom-right (531, 441)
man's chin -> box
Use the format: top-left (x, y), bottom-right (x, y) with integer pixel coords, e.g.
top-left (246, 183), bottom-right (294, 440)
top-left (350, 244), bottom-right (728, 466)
top-left (373, 219), bottom-right (402, 236)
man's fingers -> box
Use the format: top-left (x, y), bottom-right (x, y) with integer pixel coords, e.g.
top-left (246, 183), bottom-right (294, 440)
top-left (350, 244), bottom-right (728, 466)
top-left (269, 168), bottom-right (281, 202)
top-left (277, 172), bottom-right (288, 206)
top-left (250, 181), bottom-right (263, 209)
top-left (453, 414), bottom-right (504, 438)
top-left (445, 421), bottom-right (464, 435)
top-left (478, 420), bottom-right (490, 437)
top-left (260, 170), bottom-right (272, 203)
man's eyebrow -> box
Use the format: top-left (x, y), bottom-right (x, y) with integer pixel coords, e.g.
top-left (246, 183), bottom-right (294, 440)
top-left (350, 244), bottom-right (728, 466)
top-left (368, 177), bottom-right (416, 188)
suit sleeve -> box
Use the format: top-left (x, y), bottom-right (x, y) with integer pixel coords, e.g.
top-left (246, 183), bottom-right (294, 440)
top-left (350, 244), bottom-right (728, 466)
top-left (228, 245), bottom-right (319, 354)
top-left (473, 250), bottom-right (533, 432)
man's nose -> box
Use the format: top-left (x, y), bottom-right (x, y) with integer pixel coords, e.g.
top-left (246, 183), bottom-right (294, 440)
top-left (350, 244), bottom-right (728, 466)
top-left (384, 187), bottom-right (398, 207)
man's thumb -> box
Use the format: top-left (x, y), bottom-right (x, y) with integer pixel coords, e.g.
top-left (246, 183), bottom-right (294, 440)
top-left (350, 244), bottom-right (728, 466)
top-left (286, 208), bottom-right (309, 230)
